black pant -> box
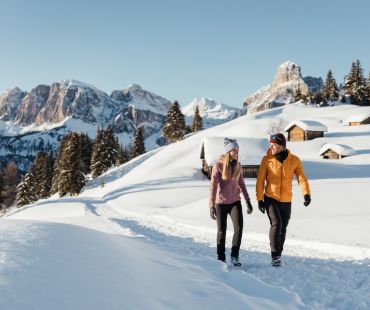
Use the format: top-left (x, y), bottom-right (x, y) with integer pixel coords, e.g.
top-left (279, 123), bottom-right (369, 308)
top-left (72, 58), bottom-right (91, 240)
top-left (216, 200), bottom-right (243, 260)
top-left (265, 196), bottom-right (291, 257)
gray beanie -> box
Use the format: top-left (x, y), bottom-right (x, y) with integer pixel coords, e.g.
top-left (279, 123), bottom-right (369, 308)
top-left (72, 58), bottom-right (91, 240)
top-left (224, 138), bottom-right (239, 154)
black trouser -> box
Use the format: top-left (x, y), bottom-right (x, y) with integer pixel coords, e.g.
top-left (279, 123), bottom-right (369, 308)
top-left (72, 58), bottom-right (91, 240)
top-left (216, 200), bottom-right (243, 260)
top-left (265, 196), bottom-right (291, 257)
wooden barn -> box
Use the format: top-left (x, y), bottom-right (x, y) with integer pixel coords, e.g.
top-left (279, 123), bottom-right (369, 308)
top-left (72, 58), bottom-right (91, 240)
top-left (345, 114), bottom-right (370, 126)
top-left (200, 137), bottom-right (269, 179)
top-left (285, 120), bottom-right (328, 141)
top-left (319, 143), bottom-right (356, 160)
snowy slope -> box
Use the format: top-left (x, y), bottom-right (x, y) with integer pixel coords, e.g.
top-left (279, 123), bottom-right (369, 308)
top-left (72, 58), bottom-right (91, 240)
top-left (2, 103), bottom-right (370, 309)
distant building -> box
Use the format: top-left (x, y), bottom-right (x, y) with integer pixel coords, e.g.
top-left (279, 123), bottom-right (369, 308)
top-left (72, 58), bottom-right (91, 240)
top-left (285, 120), bottom-right (328, 141)
top-left (319, 143), bottom-right (355, 160)
top-left (200, 137), bottom-right (269, 178)
top-left (345, 114), bottom-right (370, 126)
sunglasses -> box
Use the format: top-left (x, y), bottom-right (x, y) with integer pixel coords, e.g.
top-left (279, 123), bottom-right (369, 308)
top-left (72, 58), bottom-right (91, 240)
top-left (270, 134), bottom-right (283, 142)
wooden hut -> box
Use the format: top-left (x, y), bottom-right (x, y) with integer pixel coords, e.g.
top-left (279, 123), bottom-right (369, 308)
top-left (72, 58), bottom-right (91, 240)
top-left (319, 143), bottom-right (355, 160)
top-left (345, 114), bottom-right (370, 126)
top-left (285, 120), bottom-right (328, 141)
top-left (200, 137), bottom-right (269, 179)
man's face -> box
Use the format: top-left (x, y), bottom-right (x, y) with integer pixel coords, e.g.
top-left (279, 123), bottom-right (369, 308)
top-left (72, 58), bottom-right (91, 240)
top-left (229, 148), bottom-right (239, 160)
top-left (270, 143), bottom-right (284, 155)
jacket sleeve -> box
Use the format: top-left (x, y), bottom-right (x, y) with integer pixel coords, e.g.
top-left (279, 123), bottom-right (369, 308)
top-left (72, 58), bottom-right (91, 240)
top-left (209, 164), bottom-right (221, 208)
top-left (256, 156), bottom-right (267, 201)
top-left (295, 158), bottom-right (311, 196)
top-left (238, 164), bottom-right (250, 202)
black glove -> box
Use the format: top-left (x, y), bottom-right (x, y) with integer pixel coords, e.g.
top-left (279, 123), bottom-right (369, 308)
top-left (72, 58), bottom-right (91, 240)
top-left (210, 207), bottom-right (217, 220)
top-left (304, 194), bottom-right (311, 207)
top-left (247, 200), bottom-right (253, 214)
top-left (258, 200), bottom-right (265, 214)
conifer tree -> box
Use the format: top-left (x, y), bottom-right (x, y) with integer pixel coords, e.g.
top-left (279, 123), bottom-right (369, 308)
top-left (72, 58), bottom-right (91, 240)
top-left (162, 101), bottom-right (186, 142)
top-left (2, 161), bottom-right (21, 207)
top-left (79, 133), bottom-right (93, 174)
top-left (91, 129), bottom-right (105, 178)
top-left (131, 127), bottom-right (146, 158)
top-left (323, 69), bottom-right (339, 102)
top-left (57, 133), bottom-right (85, 196)
top-left (16, 173), bottom-right (37, 207)
top-left (294, 84), bottom-right (303, 102)
top-left (91, 127), bottom-right (119, 178)
top-left (51, 133), bottom-right (71, 194)
top-left (343, 60), bottom-right (368, 105)
top-left (191, 106), bottom-right (203, 132)
top-left (116, 144), bottom-right (130, 165)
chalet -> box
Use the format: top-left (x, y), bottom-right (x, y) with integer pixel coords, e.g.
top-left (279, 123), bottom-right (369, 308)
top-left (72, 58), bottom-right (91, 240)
top-left (319, 143), bottom-right (356, 160)
top-left (285, 120), bottom-right (328, 141)
top-left (345, 114), bottom-right (370, 126)
top-left (200, 137), bottom-right (269, 178)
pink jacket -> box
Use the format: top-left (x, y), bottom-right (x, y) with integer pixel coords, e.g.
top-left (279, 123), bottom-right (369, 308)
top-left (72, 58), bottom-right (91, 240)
top-left (209, 156), bottom-right (250, 208)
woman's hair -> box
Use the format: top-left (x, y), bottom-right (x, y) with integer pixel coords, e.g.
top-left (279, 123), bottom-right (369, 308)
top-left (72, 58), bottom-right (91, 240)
top-left (222, 152), bottom-right (241, 180)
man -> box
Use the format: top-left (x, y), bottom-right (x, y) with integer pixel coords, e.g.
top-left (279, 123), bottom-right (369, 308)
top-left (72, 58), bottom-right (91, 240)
top-left (256, 133), bottom-right (311, 267)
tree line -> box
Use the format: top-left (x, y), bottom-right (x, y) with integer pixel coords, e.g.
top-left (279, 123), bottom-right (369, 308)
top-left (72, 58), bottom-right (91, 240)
top-left (0, 105), bottom-right (204, 210)
top-left (295, 59), bottom-right (370, 106)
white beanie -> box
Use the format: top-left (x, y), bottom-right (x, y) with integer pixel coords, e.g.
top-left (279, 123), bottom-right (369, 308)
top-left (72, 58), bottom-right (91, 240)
top-left (224, 138), bottom-right (239, 154)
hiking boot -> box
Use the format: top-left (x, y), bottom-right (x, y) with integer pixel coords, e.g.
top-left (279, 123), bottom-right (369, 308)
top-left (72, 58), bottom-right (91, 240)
top-left (271, 256), bottom-right (282, 267)
top-left (230, 256), bottom-right (241, 266)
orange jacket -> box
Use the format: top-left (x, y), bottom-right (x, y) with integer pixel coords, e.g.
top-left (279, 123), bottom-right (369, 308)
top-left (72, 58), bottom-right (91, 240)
top-left (256, 149), bottom-right (310, 202)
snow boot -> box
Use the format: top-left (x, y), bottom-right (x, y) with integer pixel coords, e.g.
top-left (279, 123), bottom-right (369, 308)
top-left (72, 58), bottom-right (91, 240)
top-left (271, 256), bottom-right (282, 267)
top-left (230, 256), bottom-right (241, 266)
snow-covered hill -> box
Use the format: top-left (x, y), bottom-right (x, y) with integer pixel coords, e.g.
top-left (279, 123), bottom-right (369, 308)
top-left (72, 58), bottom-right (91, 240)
top-left (2, 103), bottom-right (370, 309)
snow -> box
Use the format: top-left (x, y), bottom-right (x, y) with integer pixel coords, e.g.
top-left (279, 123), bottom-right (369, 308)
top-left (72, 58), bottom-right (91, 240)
top-left (201, 136), bottom-right (269, 165)
top-left (285, 120), bottom-right (328, 132)
top-left (182, 98), bottom-right (241, 120)
top-left (319, 143), bottom-right (356, 157)
top-left (345, 113), bottom-right (370, 123)
top-left (2, 103), bottom-right (370, 309)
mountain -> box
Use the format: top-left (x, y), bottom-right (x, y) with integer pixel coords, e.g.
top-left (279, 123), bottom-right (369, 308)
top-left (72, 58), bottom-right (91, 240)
top-left (0, 81), bottom-right (239, 171)
top-left (243, 61), bottom-right (323, 113)
top-left (182, 97), bottom-right (243, 128)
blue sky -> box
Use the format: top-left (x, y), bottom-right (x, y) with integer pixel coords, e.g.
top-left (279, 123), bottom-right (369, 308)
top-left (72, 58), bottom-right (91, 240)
top-left (0, 0), bottom-right (369, 108)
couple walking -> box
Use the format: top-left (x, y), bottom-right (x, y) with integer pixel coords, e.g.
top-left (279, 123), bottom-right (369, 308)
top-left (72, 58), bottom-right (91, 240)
top-left (209, 134), bottom-right (311, 267)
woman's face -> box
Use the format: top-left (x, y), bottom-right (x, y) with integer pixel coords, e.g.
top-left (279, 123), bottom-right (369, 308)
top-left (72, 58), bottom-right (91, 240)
top-left (270, 143), bottom-right (284, 155)
top-left (229, 148), bottom-right (239, 160)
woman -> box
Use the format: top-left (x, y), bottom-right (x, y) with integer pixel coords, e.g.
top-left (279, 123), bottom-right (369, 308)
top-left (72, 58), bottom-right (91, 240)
top-left (209, 138), bottom-right (253, 266)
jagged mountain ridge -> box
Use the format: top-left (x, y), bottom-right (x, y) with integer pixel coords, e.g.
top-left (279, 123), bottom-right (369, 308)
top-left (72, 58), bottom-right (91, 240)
top-left (243, 61), bottom-right (323, 113)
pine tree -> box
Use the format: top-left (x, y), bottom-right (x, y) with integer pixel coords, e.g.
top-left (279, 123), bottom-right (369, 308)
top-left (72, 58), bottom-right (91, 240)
top-left (191, 106), bottom-right (203, 132)
top-left (91, 129), bottom-right (105, 178)
top-left (91, 127), bottom-right (119, 178)
top-left (32, 151), bottom-right (52, 199)
top-left (162, 101), bottom-right (186, 142)
top-left (79, 133), bottom-right (93, 174)
top-left (16, 173), bottom-right (38, 207)
top-left (57, 133), bottom-right (85, 196)
top-left (323, 69), bottom-right (339, 102)
top-left (116, 144), bottom-right (130, 165)
top-left (51, 133), bottom-right (71, 194)
top-left (294, 84), bottom-right (303, 102)
top-left (131, 127), bottom-right (146, 158)
top-left (343, 60), bottom-right (369, 105)
top-left (2, 161), bottom-right (21, 207)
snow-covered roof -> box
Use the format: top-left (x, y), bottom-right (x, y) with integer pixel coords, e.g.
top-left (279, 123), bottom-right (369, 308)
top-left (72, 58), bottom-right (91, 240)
top-left (201, 137), bottom-right (269, 166)
top-left (319, 144), bottom-right (356, 156)
top-left (285, 120), bottom-right (328, 132)
top-left (345, 113), bottom-right (370, 123)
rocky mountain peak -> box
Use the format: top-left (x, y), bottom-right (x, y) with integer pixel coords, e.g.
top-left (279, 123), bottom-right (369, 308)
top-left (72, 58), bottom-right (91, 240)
top-left (243, 61), bottom-right (323, 113)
